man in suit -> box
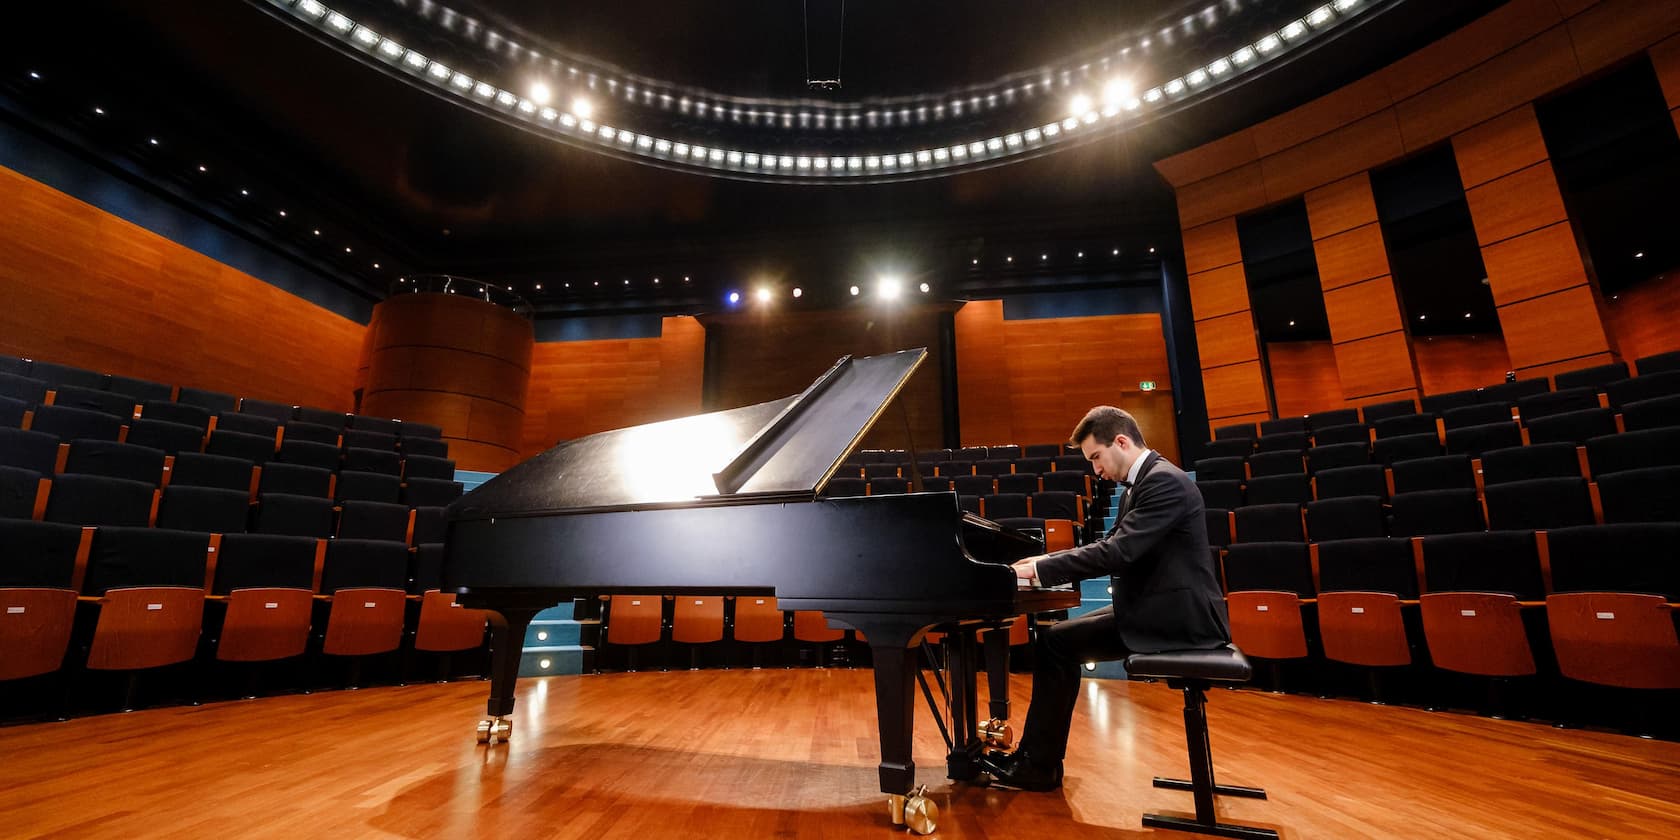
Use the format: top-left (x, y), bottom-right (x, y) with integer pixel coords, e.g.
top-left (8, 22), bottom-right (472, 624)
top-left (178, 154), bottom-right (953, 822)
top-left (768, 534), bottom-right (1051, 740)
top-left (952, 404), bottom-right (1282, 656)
top-left (982, 405), bottom-right (1230, 791)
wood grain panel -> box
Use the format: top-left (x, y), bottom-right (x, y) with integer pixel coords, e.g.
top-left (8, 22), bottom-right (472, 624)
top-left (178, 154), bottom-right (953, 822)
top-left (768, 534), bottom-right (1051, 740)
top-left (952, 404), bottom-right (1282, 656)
top-left (1480, 222), bottom-right (1592, 307)
top-left (1252, 75), bottom-right (1397, 159)
top-left (1566, 0), bottom-right (1680, 74)
top-left (1394, 26), bottom-right (1583, 152)
top-left (1266, 341), bottom-right (1346, 418)
top-left (1604, 271), bottom-right (1680, 360)
top-left (1653, 32), bottom-right (1680, 109)
top-left (521, 316), bottom-right (704, 458)
top-left (1517, 352), bottom-right (1619, 382)
top-left (1260, 110), bottom-right (1407, 202)
top-left (1177, 163), bottom-right (1269, 230)
top-left (1203, 361), bottom-right (1270, 420)
top-left (1153, 129), bottom-right (1260, 188)
top-left (1414, 334), bottom-right (1513, 395)
top-left (1498, 286), bottom-right (1614, 370)
top-left (1313, 223), bottom-right (1393, 291)
top-left (1188, 264), bottom-right (1251, 321)
top-left (1452, 106), bottom-right (1550, 190)
top-left (1324, 278), bottom-right (1406, 344)
top-left (1194, 311), bottom-right (1261, 369)
top-left (1182, 218), bottom-right (1244, 274)
top-left (1551, 0), bottom-right (1601, 17)
top-left (1463, 161), bottom-right (1571, 246)
top-left (1305, 174), bottom-right (1380, 240)
top-left (1380, 0), bottom-right (1565, 101)
top-left (0, 166), bottom-right (364, 412)
top-left (1332, 332), bottom-right (1418, 401)
top-left (365, 346), bottom-right (528, 405)
top-left (954, 300), bottom-right (1013, 446)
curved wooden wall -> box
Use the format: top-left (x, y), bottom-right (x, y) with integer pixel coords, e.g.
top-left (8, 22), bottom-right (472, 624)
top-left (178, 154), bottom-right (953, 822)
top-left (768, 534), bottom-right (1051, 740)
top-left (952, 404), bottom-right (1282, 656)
top-left (361, 293), bottom-right (534, 472)
top-left (0, 166), bottom-right (365, 409)
top-left (1157, 0), bottom-right (1680, 424)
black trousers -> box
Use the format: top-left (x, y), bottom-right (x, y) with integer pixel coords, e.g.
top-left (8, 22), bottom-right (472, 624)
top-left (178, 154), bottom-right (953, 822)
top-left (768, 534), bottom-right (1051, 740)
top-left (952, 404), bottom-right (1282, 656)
top-left (1019, 604), bottom-right (1132, 763)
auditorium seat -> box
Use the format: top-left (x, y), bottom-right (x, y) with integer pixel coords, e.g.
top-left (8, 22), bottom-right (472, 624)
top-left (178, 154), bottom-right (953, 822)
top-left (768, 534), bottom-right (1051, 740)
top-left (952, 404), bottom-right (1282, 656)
top-left (1605, 372), bottom-right (1680, 407)
top-left (1359, 399), bottom-right (1418, 424)
top-left (206, 429), bottom-right (275, 464)
top-left (1423, 531), bottom-right (1545, 601)
top-left (792, 610), bottom-right (848, 667)
top-left (670, 596), bottom-right (726, 668)
top-left (1305, 408), bottom-right (1360, 430)
top-left (1388, 489), bottom-right (1484, 536)
top-left (258, 462), bottom-right (332, 498)
top-left (1483, 478), bottom-right (1594, 531)
top-left (1205, 508), bottom-right (1232, 547)
top-left (1373, 413), bottom-right (1439, 440)
top-left (1196, 480), bottom-right (1244, 511)
top-left (1233, 503), bottom-right (1304, 543)
top-left (410, 506), bottom-right (446, 545)
top-left (81, 527), bottom-right (210, 706)
top-left (1597, 466), bottom-right (1680, 523)
top-left (319, 539), bottom-right (411, 667)
top-left (278, 439), bottom-right (343, 472)
top-left (1313, 464), bottom-right (1387, 500)
top-left (989, 445), bottom-right (1022, 460)
top-left (0, 372), bottom-right (48, 404)
top-left (397, 421), bottom-right (443, 440)
top-left (169, 452), bottom-right (256, 492)
top-left (1013, 456), bottom-right (1052, 475)
top-left (1, 427), bottom-right (62, 473)
top-left (1247, 450), bottom-right (1305, 478)
top-left (1316, 538), bottom-right (1419, 674)
top-left (282, 421), bottom-right (341, 446)
top-left (1635, 350), bottom-right (1680, 376)
top-left (403, 454), bottom-right (456, 481)
top-left (1244, 474), bottom-right (1311, 506)
top-left (1479, 442), bottom-right (1580, 485)
top-left (1391, 455), bottom-right (1474, 494)
top-left (0, 395), bottom-right (28, 429)
top-left (1420, 388), bottom-right (1479, 414)
top-left (209, 533), bottom-right (318, 664)
top-left (1260, 417), bottom-right (1307, 436)
top-left (29, 360), bottom-right (107, 392)
top-left (252, 492), bottom-right (334, 538)
top-left (349, 414), bottom-right (400, 435)
top-left (176, 386), bottom-right (238, 414)
top-left (1198, 440), bottom-right (1255, 462)
top-left (1254, 431), bottom-right (1309, 453)
top-left (411, 590), bottom-right (490, 669)
top-left (1307, 442), bottom-right (1370, 472)
top-left (958, 445), bottom-right (990, 461)
top-left (951, 474), bottom-right (995, 496)
top-left (44, 473), bottom-right (155, 527)
top-left (140, 399), bottom-right (211, 431)
top-left (1518, 387), bottom-right (1600, 421)
top-left (294, 406), bottom-right (350, 429)
top-left (1621, 394), bottom-right (1680, 432)
top-left (862, 462), bottom-right (900, 480)
top-left (125, 418), bottom-right (205, 455)
top-left (1444, 421), bottom-right (1523, 457)
top-left (401, 477), bottom-right (463, 507)
top-left (1305, 496), bottom-right (1386, 541)
top-left (995, 473), bottom-right (1039, 495)
top-left (0, 519), bottom-right (83, 681)
top-left (0, 355), bottom-right (28, 376)
top-left (216, 411), bottom-right (280, 437)
top-left (337, 500), bottom-right (412, 542)
top-left (1586, 427), bottom-right (1680, 476)
top-left (868, 476), bottom-right (909, 495)
top-left (1221, 542), bottom-right (1313, 662)
top-left (155, 484), bottom-right (251, 533)
top-left (408, 544), bottom-right (444, 594)
top-left (0, 464), bottom-right (42, 519)
top-left (336, 470), bottom-right (402, 504)
top-left (1310, 423), bottom-right (1371, 446)
top-left (1030, 490), bottom-right (1082, 523)
top-left (1038, 470), bottom-right (1088, 499)
top-left (919, 476), bottom-right (953, 493)
top-left (1194, 456), bottom-right (1245, 481)
top-left (1023, 443), bottom-right (1062, 458)
top-left (1418, 536), bottom-right (1541, 680)
top-left (823, 477), bottom-right (866, 497)
top-left (980, 493), bottom-right (1029, 520)
top-left (1441, 403), bottom-right (1513, 429)
top-left (732, 596), bottom-right (787, 651)
top-left (1554, 361), bottom-right (1629, 391)
top-left (1317, 537), bottom-right (1419, 600)
top-left (1372, 432), bottom-right (1441, 465)
top-left (63, 440), bottom-right (165, 485)
top-left (958, 494), bottom-right (981, 515)
top-left (30, 404), bottom-right (124, 442)
top-left (237, 398), bottom-right (295, 422)
top-left (941, 458), bottom-right (976, 477)
top-left (1477, 378), bottom-right (1551, 404)
top-left (1213, 422), bottom-right (1257, 441)
top-left (51, 384), bottom-right (137, 419)
top-left (974, 458), bottom-right (1013, 476)
top-left (400, 436), bottom-right (450, 458)
top-left (1525, 408), bottom-right (1618, 445)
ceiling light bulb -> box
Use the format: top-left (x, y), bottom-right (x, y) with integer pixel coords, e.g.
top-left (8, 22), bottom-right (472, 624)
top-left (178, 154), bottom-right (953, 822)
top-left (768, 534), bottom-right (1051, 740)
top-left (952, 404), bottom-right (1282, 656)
top-left (792, 288), bottom-right (803, 298)
top-left (1102, 78), bottom-right (1133, 105)
top-left (878, 277), bottom-right (902, 300)
top-left (756, 288), bottom-right (771, 303)
top-left (849, 285), bottom-right (860, 296)
top-left (728, 291), bottom-right (740, 304)
top-left (530, 82), bottom-right (552, 104)
top-left (571, 97), bottom-right (594, 119)
top-left (1069, 94), bottom-right (1092, 117)
top-left (919, 283), bottom-right (930, 293)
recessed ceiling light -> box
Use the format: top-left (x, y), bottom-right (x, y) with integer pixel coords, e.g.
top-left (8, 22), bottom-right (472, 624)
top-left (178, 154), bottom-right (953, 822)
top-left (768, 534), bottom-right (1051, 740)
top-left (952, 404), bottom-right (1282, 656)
top-left (373, 263), bottom-right (380, 269)
top-left (1112, 248), bottom-right (1120, 256)
top-left (849, 285), bottom-right (860, 296)
top-left (1288, 320), bottom-right (1296, 327)
top-left (344, 247), bottom-right (352, 254)
top-left (792, 287), bottom-right (803, 298)
top-left (530, 82), bottom-right (552, 105)
top-left (312, 229), bottom-right (321, 236)
top-left (198, 165), bottom-right (207, 173)
top-left (239, 188), bottom-right (248, 196)
top-left (1418, 314), bottom-right (1427, 321)
top-left (919, 282), bottom-right (930, 293)
top-left (93, 106), bottom-right (104, 115)
top-left (1634, 251), bottom-right (1645, 259)
top-left (148, 138), bottom-right (159, 146)
top-left (28, 71), bottom-right (40, 80)
top-left (278, 210), bottom-right (287, 217)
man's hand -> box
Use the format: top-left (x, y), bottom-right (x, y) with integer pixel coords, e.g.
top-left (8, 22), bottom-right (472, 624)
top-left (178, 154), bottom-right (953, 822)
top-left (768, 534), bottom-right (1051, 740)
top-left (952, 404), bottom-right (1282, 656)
top-left (1012, 555), bottom-right (1046, 583)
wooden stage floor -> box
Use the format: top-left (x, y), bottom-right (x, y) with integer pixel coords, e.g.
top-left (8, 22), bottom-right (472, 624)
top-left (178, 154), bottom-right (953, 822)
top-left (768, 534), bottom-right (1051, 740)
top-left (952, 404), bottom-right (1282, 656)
top-left (3, 669), bottom-right (1678, 838)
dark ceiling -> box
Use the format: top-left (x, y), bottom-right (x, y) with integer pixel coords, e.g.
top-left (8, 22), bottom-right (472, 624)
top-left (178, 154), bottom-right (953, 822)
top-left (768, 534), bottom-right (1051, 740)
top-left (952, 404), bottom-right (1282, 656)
top-left (0, 0), bottom-right (1501, 316)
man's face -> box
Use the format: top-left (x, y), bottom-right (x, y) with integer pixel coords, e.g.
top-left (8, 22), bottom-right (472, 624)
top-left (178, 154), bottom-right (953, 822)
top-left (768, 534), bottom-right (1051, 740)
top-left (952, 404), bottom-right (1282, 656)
top-left (1079, 434), bottom-right (1133, 482)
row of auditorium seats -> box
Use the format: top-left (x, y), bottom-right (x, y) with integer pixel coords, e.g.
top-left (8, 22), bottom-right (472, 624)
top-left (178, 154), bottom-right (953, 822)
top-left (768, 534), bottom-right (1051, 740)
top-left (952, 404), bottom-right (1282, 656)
top-left (0, 519), bottom-right (484, 711)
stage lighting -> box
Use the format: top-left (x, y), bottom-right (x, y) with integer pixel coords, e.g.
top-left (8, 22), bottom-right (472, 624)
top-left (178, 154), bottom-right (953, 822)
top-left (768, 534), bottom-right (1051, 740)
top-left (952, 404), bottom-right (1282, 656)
top-left (878, 276), bottom-right (903, 300)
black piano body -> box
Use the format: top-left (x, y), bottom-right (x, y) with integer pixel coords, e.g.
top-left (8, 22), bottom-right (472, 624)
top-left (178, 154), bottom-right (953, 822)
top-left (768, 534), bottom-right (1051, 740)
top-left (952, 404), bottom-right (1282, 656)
top-left (442, 348), bottom-right (1080, 808)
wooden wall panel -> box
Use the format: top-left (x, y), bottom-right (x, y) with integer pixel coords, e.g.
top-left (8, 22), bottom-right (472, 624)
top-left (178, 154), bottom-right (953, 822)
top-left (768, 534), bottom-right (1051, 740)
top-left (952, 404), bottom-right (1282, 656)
top-left (1462, 161), bottom-right (1572, 246)
top-left (1314, 224), bottom-right (1393, 290)
top-left (1252, 75), bottom-right (1397, 158)
top-left (1265, 342), bottom-right (1345, 417)
top-left (0, 166), bottom-right (364, 411)
top-left (1323, 279), bottom-right (1406, 343)
top-left (1194, 312), bottom-right (1260, 369)
top-left (1187, 264), bottom-right (1251, 321)
top-left (1479, 222), bottom-right (1592, 306)
top-left (1498, 286), bottom-right (1616, 372)
top-left (1566, 0), bottom-right (1680, 74)
top-left (1177, 163), bottom-right (1268, 230)
top-left (1453, 107), bottom-right (1554, 189)
top-left (1393, 26), bottom-right (1583, 152)
top-left (1154, 130), bottom-right (1260, 191)
top-left (520, 316), bottom-right (704, 459)
top-left (1305, 174), bottom-right (1381, 239)
top-left (1381, 0), bottom-right (1564, 102)
top-left (1260, 110), bottom-right (1406, 202)
top-left (1202, 362), bottom-right (1271, 419)
top-left (1182, 218), bottom-right (1244, 274)
top-left (1654, 33), bottom-right (1680, 109)
top-left (954, 300), bottom-right (1014, 447)
top-left (1415, 335), bottom-right (1515, 394)
top-left (1605, 272), bottom-right (1680, 362)
top-left (1333, 332), bottom-right (1420, 401)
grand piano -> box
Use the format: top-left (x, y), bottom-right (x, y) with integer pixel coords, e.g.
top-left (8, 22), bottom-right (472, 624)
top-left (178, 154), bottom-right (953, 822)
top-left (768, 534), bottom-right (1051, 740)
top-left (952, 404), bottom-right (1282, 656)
top-left (442, 348), bottom-right (1080, 831)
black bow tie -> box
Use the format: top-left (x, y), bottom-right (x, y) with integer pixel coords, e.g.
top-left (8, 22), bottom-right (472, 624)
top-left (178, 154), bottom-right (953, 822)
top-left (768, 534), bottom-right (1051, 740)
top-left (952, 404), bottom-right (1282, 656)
top-left (1116, 479), bottom-right (1133, 489)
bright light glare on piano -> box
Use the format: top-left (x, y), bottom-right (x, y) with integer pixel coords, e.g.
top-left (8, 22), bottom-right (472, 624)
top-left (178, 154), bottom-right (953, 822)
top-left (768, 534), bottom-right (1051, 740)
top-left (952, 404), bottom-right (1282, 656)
top-left (612, 412), bottom-right (747, 502)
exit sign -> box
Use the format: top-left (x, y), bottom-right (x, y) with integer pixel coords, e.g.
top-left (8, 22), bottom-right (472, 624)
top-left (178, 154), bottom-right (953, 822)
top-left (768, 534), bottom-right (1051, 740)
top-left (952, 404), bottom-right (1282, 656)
top-left (1138, 381), bottom-right (1157, 391)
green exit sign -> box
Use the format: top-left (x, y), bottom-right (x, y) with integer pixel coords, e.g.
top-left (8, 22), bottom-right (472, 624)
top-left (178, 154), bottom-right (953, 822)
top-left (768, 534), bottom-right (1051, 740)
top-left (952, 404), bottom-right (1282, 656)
top-left (1139, 381), bottom-right (1157, 391)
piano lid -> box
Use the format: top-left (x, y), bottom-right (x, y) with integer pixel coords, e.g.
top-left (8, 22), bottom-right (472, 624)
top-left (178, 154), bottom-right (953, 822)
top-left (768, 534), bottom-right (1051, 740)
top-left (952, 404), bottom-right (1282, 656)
top-left (447, 348), bottom-right (927, 519)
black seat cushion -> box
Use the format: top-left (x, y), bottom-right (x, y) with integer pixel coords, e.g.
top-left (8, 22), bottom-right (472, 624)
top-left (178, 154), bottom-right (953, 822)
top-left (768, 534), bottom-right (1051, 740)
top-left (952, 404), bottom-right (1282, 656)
top-left (1125, 644), bottom-right (1252, 682)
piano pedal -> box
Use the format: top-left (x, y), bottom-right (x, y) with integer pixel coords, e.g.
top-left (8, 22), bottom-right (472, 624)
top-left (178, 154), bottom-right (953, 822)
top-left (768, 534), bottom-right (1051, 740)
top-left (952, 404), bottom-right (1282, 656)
top-left (475, 716), bottom-right (512, 745)
top-left (887, 785), bottom-right (938, 835)
top-left (978, 718), bottom-right (1014, 749)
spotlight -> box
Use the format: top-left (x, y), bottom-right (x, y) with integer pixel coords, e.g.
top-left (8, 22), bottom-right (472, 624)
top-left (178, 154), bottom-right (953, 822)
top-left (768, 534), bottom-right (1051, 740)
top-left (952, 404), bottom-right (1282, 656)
top-left (148, 138), bottom-right (159, 146)
top-left (849, 285), bottom-right (860, 296)
top-left (1634, 251), bottom-right (1645, 259)
top-left (198, 165), bottom-right (208, 173)
top-left (1069, 94), bottom-right (1092, 117)
top-left (539, 658), bottom-right (552, 670)
top-left (536, 631), bottom-right (549, 641)
top-left (530, 82), bottom-right (552, 105)
top-left (93, 106), bottom-right (105, 115)
top-left (373, 263), bottom-right (380, 269)
top-left (1102, 78), bottom-right (1133, 106)
top-left (919, 283), bottom-right (930, 293)
top-left (571, 97), bottom-right (594, 118)
top-left (878, 276), bottom-right (903, 300)
top-left (755, 287), bottom-right (771, 303)
top-left (727, 291), bottom-right (740, 304)
top-left (792, 287), bottom-right (803, 298)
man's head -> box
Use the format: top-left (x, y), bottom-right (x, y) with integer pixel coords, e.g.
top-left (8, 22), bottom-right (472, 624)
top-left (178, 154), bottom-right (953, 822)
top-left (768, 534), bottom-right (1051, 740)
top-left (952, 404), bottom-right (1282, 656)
top-left (1068, 405), bottom-right (1147, 482)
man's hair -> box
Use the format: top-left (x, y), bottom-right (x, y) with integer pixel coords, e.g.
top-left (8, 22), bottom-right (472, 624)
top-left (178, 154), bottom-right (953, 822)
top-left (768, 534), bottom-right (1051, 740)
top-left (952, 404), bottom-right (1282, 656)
top-left (1068, 405), bottom-right (1146, 448)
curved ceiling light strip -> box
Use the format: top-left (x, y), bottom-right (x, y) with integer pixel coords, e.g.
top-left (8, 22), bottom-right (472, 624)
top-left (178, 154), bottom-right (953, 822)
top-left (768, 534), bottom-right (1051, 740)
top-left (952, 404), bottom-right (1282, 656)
top-left (269, 0), bottom-right (1374, 183)
top-left (380, 0), bottom-right (1289, 133)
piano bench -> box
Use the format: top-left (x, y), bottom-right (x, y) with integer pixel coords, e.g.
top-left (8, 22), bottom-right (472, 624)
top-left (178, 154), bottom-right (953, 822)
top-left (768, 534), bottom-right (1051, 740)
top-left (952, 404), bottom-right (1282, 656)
top-left (1124, 644), bottom-right (1277, 840)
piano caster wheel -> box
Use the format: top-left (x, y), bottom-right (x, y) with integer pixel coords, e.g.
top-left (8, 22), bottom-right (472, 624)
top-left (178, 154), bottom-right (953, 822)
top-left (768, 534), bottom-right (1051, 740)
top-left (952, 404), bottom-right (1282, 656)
top-left (978, 718), bottom-right (1014, 749)
top-left (476, 716), bottom-right (512, 745)
top-left (888, 785), bottom-right (938, 835)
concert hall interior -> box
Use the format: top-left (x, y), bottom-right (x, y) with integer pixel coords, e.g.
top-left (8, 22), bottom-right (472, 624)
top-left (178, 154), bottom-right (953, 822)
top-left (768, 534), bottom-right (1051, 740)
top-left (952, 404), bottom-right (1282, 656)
top-left (3, 1), bottom-right (1680, 837)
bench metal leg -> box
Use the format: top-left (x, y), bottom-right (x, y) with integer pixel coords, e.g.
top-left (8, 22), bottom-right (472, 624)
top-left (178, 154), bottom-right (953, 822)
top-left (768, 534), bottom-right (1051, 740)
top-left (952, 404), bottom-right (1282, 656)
top-left (1142, 683), bottom-right (1277, 840)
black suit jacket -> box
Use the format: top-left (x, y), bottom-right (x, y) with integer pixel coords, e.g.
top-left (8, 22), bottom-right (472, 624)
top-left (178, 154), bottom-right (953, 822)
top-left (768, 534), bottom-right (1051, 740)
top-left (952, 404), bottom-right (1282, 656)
top-left (1034, 452), bottom-right (1230, 653)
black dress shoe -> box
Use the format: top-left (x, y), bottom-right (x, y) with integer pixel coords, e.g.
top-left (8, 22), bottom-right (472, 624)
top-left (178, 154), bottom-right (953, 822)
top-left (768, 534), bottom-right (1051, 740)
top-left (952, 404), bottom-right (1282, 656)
top-left (980, 749), bottom-right (1063, 792)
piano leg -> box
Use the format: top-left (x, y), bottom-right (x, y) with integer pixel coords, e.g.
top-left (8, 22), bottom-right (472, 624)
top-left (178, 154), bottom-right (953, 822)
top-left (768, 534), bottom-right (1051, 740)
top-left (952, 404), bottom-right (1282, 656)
top-left (943, 629), bottom-right (986, 782)
top-left (476, 607), bottom-right (538, 745)
top-left (870, 641), bottom-right (918, 796)
top-left (976, 622), bottom-right (1015, 750)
